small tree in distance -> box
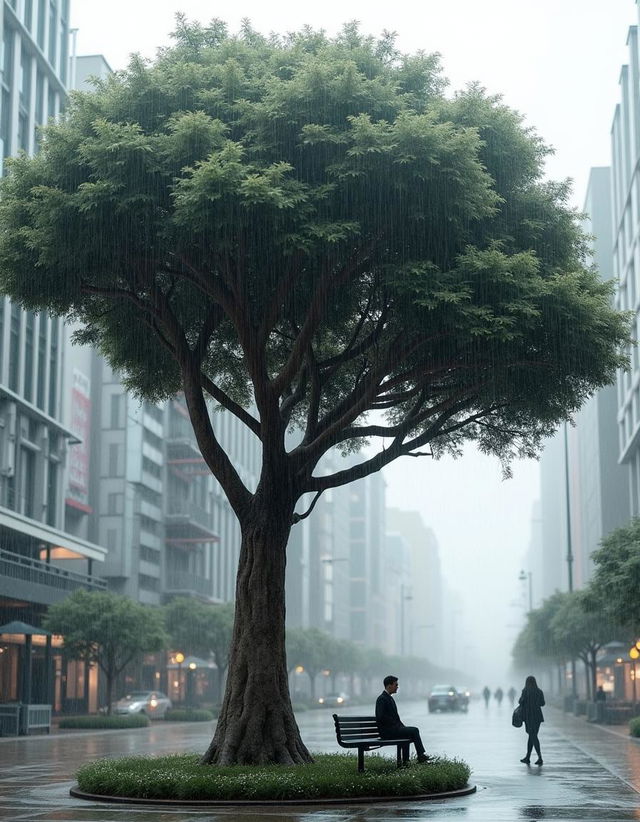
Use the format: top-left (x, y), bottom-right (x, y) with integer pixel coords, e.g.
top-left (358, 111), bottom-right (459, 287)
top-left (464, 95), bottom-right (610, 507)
top-left (44, 589), bottom-right (167, 714)
top-left (0, 20), bottom-right (628, 764)
top-left (164, 598), bottom-right (234, 700)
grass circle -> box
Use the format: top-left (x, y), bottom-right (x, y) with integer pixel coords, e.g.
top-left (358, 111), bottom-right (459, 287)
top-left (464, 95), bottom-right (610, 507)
top-left (75, 752), bottom-right (471, 802)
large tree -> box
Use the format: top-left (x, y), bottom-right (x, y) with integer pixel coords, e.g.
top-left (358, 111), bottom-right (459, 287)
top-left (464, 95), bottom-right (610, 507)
top-left (44, 590), bottom-right (167, 714)
top-left (0, 20), bottom-right (628, 764)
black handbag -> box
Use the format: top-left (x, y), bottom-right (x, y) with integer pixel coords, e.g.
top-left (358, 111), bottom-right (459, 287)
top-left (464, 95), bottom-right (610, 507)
top-left (512, 705), bottom-right (523, 728)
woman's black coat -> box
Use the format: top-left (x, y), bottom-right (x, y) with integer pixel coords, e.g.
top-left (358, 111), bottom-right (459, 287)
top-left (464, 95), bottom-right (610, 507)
top-left (518, 686), bottom-right (545, 733)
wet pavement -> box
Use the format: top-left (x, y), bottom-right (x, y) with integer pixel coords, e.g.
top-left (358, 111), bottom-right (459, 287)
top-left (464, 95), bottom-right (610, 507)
top-left (0, 699), bottom-right (639, 820)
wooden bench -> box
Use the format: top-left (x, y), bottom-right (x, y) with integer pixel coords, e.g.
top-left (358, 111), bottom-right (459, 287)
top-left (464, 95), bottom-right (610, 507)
top-left (333, 714), bottom-right (412, 772)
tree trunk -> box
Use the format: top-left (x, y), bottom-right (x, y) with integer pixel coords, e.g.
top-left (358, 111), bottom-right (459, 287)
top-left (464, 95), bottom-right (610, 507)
top-left (105, 670), bottom-right (114, 716)
top-left (590, 648), bottom-right (598, 702)
top-left (308, 670), bottom-right (318, 701)
top-left (201, 502), bottom-right (312, 765)
top-left (581, 657), bottom-right (590, 701)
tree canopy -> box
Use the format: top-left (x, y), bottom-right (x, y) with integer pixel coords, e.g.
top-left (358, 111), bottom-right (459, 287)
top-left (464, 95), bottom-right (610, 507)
top-left (0, 18), bottom-right (629, 765)
top-left (0, 21), bottom-right (627, 509)
top-left (592, 518), bottom-right (640, 633)
top-left (44, 589), bottom-right (167, 713)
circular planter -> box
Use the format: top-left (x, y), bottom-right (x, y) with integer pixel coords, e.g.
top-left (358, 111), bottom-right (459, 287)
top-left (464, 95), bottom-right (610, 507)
top-left (70, 783), bottom-right (476, 806)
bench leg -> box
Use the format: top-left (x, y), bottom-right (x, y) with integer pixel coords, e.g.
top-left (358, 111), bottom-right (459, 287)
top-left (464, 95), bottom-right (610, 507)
top-left (358, 748), bottom-right (364, 772)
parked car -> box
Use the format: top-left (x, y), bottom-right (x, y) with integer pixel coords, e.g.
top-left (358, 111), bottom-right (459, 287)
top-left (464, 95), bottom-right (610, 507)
top-left (110, 690), bottom-right (172, 718)
top-left (318, 692), bottom-right (350, 707)
top-left (428, 685), bottom-right (464, 713)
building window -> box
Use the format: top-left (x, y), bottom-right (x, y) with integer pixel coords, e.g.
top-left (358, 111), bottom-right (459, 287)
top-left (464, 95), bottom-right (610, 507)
top-left (17, 112), bottom-right (27, 152)
top-left (47, 460), bottom-right (57, 525)
top-left (37, 0), bottom-right (46, 50)
top-left (143, 428), bottom-right (163, 450)
top-left (107, 492), bottom-right (122, 516)
top-left (139, 515), bottom-right (158, 534)
top-left (19, 51), bottom-right (31, 110)
top-left (58, 26), bottom-right (67, 86)
top-left (140, 544), bottom-right (160, 564)
top-left (142, 456), bottom-right (161, 478)
top-left (108, 443), bottom-right (121, 477)
top-left (48, 1), bottom-right (57, 69)
top-left (36, 316), bottom-right (46, 409)
top-left (144, 402), bottom-right (163, 423)
top-left (110, 393), bottom-right (124, 428)
top-left (35, 70), bottom-right (43, 123)
top-left (47, 86), bottom-right (55, 119)
top-left (24, 0), bottom-right (34, 30)
top-left (48, 318), bottom-right (58, 416)
top-left (3, 27), bottom-right (13, 79)
top-left (8, 304), bottom-right (20, 392)
top-left (23, 312), bottom-right (34, 402)
top-left (1, 87), bottom-right (11, 162)
top-left (19, 446), bottom-right (35, 518)
top-left (138, 573), bottom-right (159, 592)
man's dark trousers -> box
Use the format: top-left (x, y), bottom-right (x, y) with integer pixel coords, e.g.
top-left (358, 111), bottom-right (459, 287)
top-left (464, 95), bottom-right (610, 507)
top-left (381, 725), bottom-right (426, 758)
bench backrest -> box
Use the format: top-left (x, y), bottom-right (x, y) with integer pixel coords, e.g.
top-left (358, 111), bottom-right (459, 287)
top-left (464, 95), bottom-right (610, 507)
top-left (333, 714), bottom-right (381, 742)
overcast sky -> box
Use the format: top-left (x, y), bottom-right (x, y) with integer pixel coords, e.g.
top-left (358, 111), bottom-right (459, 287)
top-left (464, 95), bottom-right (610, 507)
top-left (70, 1), bottom-right (638, 685)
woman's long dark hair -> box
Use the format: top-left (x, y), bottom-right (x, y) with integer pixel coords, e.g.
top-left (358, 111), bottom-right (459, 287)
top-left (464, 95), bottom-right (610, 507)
top-left (524, 675), bottom-right (538, 689)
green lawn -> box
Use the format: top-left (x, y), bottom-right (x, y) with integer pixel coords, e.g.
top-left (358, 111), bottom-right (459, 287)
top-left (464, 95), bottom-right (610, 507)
top-left (76, 752), bottom-right (471, 801)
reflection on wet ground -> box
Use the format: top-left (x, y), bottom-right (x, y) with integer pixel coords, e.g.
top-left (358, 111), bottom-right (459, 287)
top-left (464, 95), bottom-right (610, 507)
top-left (0, 702), bottom-right (639, 820)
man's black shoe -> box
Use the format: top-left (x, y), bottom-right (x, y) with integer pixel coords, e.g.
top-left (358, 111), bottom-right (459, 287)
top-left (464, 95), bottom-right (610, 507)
top-left (417, 754), bottom-right (431, 763)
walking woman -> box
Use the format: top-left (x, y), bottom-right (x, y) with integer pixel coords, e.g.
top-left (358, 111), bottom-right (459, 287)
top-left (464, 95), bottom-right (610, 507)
top-left (519, 675), bottom-right (545, 765)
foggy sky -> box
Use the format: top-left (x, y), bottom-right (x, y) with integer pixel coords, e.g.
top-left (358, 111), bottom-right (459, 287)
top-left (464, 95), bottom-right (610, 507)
top-left (71, 1), bottom-right (637, 687)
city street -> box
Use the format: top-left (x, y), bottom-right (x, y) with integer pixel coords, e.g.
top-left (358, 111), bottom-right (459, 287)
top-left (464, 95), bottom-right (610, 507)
top-left (0, 700), bottom-right (639, 820)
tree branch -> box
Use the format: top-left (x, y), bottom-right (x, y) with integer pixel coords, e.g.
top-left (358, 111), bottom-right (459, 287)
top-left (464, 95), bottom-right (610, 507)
top-left (271, 244), bottom-right (376, 397)
top-left (291, 491), bottom-right (323, 524)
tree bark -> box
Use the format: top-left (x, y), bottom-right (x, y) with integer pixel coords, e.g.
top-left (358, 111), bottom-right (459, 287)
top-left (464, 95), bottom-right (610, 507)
top-left (201, 499), bottom-right (313, 765)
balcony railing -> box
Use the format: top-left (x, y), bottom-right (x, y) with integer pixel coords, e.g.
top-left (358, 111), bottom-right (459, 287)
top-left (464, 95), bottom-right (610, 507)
top-left (165, 571), bottom-right (211, 598)
top-left (0, 548), bottom-right (107, 593)
top-left (166, 500), bottom-right (215, 533)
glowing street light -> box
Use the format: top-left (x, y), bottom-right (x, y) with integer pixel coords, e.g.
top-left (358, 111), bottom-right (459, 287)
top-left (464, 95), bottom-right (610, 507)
top-left (175, 652), bottom-right (185, 703)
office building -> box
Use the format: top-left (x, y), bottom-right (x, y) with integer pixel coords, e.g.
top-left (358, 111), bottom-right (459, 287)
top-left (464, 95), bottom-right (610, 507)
top-left (0, 1), bottom-right (108, 712)
top-left (538, 167), bottom-right (630, 599)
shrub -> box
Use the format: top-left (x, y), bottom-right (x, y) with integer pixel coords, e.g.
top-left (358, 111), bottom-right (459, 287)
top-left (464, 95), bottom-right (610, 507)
top-left (164, 708), bottom-right (214, 722)
top-left (59, 714), bottom-right (150, 730)
top-left (76, 752), bottom-right (471, 800)
top-left (629, 717), bottom-right (640, 737)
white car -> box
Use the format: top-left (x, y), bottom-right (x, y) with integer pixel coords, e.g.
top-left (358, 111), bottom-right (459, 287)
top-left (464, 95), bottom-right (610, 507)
top-left (111, 690), bottom-right (172, 718)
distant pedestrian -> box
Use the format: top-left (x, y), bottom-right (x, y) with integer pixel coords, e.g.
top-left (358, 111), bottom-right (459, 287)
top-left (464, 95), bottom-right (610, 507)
top-left (508, 686), bottom-right (517, 707)
top-left (518, 675), bottom-right (545, 766)
top-left (482, 686), bottom-right (491, 707)
top-left (595, 685), bottom-right (606, 703)
top-left (494, 687), bottom-right (504, 706)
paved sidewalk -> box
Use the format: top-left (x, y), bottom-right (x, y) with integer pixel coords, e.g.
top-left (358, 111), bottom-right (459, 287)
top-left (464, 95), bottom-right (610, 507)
top-left (0, 701), bottom-right (638, 820)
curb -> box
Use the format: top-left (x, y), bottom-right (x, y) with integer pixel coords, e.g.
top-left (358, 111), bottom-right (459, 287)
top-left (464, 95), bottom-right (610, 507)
top-left (70, 783), bottom-right (477, 806)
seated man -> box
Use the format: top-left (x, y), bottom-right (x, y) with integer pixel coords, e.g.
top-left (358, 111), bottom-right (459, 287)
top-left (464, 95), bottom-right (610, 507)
top-left (375, 674), bottom-right (431, 763)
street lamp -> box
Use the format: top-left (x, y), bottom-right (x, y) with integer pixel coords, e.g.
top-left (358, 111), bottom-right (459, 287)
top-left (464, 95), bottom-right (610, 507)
top-left (563, 422), bottom-right (577, 698)
top-left (630, 644), bottom-right (639, 705)
top-left (400, 584), bottom-right (413, 655)
top-left (174, 652), bottom-right (185, 704)
top-left (518, 569), bottom-right (533, 612)
top-left (188, 661), bottom-right (197, 707)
